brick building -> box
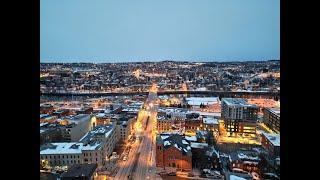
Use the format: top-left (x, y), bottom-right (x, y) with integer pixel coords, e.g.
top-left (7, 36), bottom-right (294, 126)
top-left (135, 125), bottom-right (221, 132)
top-left (261, 132), bottom-right (280, 157)
top-left (156, 133), bottom-right (192, 171)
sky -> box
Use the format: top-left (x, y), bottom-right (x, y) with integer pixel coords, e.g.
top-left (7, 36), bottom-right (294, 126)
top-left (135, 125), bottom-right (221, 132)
top-left (40, 0), bottom-right (280, 63)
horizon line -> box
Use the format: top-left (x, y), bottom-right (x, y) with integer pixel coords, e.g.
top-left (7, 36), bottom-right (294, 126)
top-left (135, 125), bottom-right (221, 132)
top-left (40, 59), bottom-right (280, 64)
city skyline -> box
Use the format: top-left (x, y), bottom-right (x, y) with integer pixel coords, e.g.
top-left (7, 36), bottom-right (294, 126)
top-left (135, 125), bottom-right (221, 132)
top-left (41, 0), bottom-right (280, 63)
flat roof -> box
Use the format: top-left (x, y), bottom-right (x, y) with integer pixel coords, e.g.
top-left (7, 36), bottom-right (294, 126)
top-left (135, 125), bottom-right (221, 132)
top-left (186, 97), bottom-right (219, 106)
top-left (79, 124), bottom-right (115, 143)
top-left (66, 114), bottom-right (91, 124)
top-left (40, 143), bottom-right (83, 155)
top-left (190, 142), bottom-right (208, 149)
top-left (61, 164), bottom-right (97, 178)
top-left (268, 108), bottom-right (280, 117)
top-left (203, 117), bottom-right (219, 125)
top-left (185, 136), bottom-right (197, 142)
top-left (222, 98), bottom-right (257, 107)
top-left (262, 132), bottom-right (280, 146)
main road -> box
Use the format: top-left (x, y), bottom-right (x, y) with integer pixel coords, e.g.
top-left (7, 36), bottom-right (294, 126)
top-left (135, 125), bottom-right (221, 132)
top-left (113, 84), bottom-right (158, 180)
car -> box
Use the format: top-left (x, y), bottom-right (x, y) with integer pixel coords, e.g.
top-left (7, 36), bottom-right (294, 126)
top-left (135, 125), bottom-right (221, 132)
top-left (187, 172), bottom-right (194, 177)
top-left (167, 172), bottom-right (176, 176)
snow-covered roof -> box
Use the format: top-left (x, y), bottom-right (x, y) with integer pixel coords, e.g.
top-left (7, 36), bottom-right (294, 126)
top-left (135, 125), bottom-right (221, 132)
top-left (40, 143), bottom-right (83, 155)
top-left (195, 87), bottom-right (207, 91)
top-left (222, 98), bottom-right (257, 108)
top-left (40, 122), bottom-right (49, 127)
top-left (66, 114), bottom-right (91, 124)
top-left (186, 97), bottom-right (219, 106)
top-left (182, 140), bottom-right (189, 145)
top-left (40, 114), bottom-right (49, 119)
top-left (230, 175), bottom-right (246, 180)
top-left (269, 108), bottom-right (280, 117)
top-left (185, 136), bottom-right (197, 142)
top-left (82, 141), bottom-right (103, 151)
top-left (262, 132), bottom-right (280, 146)
top-left (205, 146), bottom-right (219, 158)
top-left (188, 111), bottom-right (221, 117)
top-left (96, 113), bottom-right (107, 118)
top-left (79, 124), bottom-right (115, 142)
top-left (164, 141), bottom-right (171, 146)
top-left (203, 117), bottom-right (219, 125)
top-left (190, 142), bottom-right (208, 149)
top-left (237, 153), bottom-right (260, 161)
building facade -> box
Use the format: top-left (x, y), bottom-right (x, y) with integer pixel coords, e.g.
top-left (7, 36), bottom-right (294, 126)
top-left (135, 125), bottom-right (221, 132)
top-left (156, 133), bottom-right (192, 171)
top-left (263, 108), bottom-right (280, 134)
top-left (40, 124), bottom-right (117, 168)
top-left (221, 98), bottom-right (258, 135)
top-left (261, 132), bottom-right (280, 158)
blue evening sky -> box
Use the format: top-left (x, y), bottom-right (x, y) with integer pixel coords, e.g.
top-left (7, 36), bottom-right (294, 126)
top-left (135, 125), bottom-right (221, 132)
top-left (40, 0), bottom-right (279, 63)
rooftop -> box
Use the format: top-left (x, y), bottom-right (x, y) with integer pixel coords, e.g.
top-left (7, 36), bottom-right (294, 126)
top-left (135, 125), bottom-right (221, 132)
top-left (66, 114), bottom-right (92, 124)
top-left (186, 97), bottom-right (219, 106)
top-left (157, 133), bottom-right (192, 155)
top-left (190, 142), bottom-right (208, 149)
top-left (61, 164), bottom-right (97, 178)
top-left (268, 107), bottom-right (280, 117)
top-left (203, 117), bottom-right (219, 125)
top-left (40, 143), bottom-right (83, 155)
top-left (262, 132), bottom-right (280, 146)
top-left (79, 124), bottom-right (115, 143)
top-left (222, 98), bottom-right (257, 108)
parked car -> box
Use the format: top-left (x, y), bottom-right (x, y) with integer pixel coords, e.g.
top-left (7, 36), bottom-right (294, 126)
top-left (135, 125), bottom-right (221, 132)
top-left (167, 172), bottom-right (176, 176)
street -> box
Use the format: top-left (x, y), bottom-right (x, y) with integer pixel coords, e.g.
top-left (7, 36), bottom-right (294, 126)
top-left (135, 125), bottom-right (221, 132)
top-left (113, 84), bottom-right (158, 180)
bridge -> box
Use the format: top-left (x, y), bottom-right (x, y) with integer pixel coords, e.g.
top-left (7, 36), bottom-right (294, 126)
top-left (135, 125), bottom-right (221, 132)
top-left (40, 90), bottom-right (279, 99)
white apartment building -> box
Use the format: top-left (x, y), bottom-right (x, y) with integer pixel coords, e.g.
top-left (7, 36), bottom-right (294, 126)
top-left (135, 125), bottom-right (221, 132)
top-left (40, 123), bottom-right (116, 168)
top-left (61, 114), bottom-right (97, 141)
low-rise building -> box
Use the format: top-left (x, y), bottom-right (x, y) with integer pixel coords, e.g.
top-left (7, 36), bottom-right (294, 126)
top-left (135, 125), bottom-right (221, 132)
top-left (261, 132), bottom-right (280, 157)
top-left (40, 104), bottom-right (54, 114)
top-left (76, 107), bottom-right (93, 114)
top-left (156, 133), bottom-right (192, 171)
top-left (229, 150), bottom-right (261, 173)
top-left (203, 116), bottom-right (220, 139)
top-left (80, 124), bottom-right (117, 160)
top-left (112, 115), bottom-right (135, 143)
top-left (40, 124), bottom-right (116, 168)
top-left (61, 114), bottom-right (96, 142)
top-left (61, 163), bottom-right (98, 180)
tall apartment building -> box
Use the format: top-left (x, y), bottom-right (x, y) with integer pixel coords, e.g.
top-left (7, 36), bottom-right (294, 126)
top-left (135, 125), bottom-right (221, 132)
top-left (221, 98), bottom-right (258, 135)
top-left (263, 108), bottom-right (280, 134)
